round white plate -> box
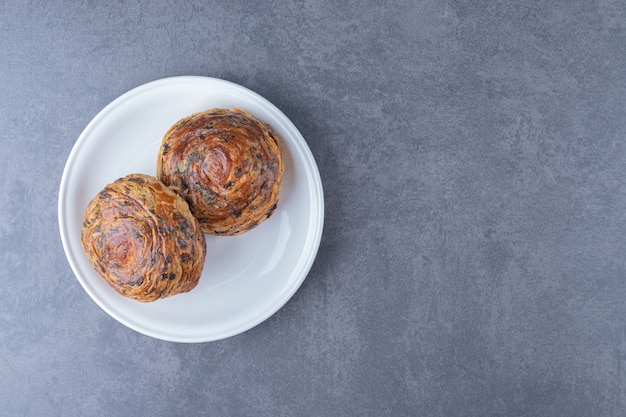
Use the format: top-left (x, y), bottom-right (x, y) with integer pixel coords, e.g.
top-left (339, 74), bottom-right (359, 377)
top-left (58, 76), bottom-right (324, 343)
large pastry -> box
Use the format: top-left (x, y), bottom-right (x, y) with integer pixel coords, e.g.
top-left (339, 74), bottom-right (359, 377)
top-left (156, 108), bottom-right (284, 235)
top-left (81, 174), bottom-right (206, 302)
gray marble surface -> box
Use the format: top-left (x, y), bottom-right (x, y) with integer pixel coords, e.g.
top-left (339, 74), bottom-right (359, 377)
top-left (1, 0), bottom-right (625, 416)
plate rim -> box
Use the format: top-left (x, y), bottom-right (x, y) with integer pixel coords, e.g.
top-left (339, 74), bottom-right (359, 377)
top-left (58, 75), bottom-right (324, 343)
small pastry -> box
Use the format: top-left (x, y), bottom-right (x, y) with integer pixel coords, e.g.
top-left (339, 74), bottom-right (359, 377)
top-left (156, 108), bottom-right (284, 235)
top-left (81, 174), bottom-right (206, 302)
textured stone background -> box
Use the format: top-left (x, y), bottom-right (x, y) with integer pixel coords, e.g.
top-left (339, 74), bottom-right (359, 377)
top-left (1, 0), bottom-right (625, 416)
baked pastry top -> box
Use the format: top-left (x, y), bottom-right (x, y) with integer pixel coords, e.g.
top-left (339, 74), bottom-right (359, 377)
top-left (81, 174), bottom-right (206, 302)
top-left (156, 108), bottom-right (284, 235)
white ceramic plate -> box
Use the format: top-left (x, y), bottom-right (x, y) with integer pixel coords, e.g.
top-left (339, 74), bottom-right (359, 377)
top-left (58, 76), bottom-right (324, 343)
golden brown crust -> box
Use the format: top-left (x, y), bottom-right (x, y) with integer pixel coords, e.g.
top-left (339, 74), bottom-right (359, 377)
top-left (81, 174), bottom-right (206, 302)
top-left (156, 108), bottom-right (284, 235)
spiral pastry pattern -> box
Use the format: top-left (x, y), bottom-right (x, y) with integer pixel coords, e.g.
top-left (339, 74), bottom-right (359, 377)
top-left (156, 108), bottom-right (284, 235)
top-left (81, 174), bottom-right (206, 302)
